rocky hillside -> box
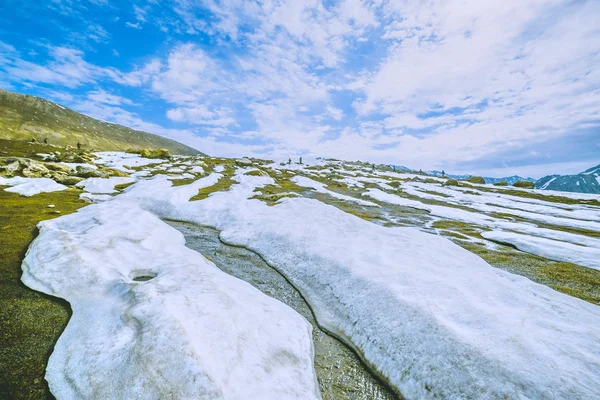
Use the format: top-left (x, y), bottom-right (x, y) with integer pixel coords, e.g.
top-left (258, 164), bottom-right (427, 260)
top-left (536, 164), bottom-right (600, 194)
top-left (0, 89), bottom-right (201, 156)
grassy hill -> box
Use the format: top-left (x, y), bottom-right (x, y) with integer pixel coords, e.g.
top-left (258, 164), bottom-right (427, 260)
top-left (0, 89), bottom-right (201, 156)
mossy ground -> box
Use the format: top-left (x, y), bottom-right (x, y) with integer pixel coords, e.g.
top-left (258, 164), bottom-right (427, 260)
top-left (250, 175), bottom-right (307, 205)
top-left (428, 220), bottom-right (600, 305)
top-left (467, 184), bottom-right (600, 207)
top-left (0, 138), bottom-right (87, 161)
top-left (459, 241), bottom-right (600, 305)
top-left (190, 168), bottom-right (236, 201)
top-left (0, 188), bottom-right (87, 399)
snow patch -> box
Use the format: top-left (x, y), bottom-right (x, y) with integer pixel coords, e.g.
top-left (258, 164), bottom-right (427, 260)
top-left (0, 177), bottom-right (67, 196)
top-left (125, 174), bottom-right (600, 399)
top-left (76, 177), bottom-right (135, 194)
top-left (21, 200), bottom-right (320, 399)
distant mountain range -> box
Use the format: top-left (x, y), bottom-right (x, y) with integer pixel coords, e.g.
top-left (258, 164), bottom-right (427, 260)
top-left (483, 175), bottom-right (537, 185)
top-left (427, 170), bottom-right (535, 185)
top-left (536, 164), bottom-right (600, 194)
top-left (0, 89), bottom-right (201, 155)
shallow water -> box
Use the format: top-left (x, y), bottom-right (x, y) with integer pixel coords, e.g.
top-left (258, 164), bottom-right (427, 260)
top-left (167, 220), bottom-right (400, 400)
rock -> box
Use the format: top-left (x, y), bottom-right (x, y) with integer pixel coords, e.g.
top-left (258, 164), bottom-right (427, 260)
top-left (513, 180), bottom-right (535, 189)
top-left (22, 161), bottom-right (50, 178)
top-left (443, 178), bottom-right (459, 186)
top-left (54, 175), bottom-right (84, 186)
top-left (465, 176), bottom-right (485, 184)
top-left (61, 154), bottom-right (87, 163)
top-left (47, 204), bottom-right (56, 208)
top-left (1, 161), bottom-right (21, 176)
top-left (46, 162), bottom-right (73, 173)
top-left (137, 149), bottom-right (170, 159)
top-left (75, 166), bottom-right (108, 178)
top-left (103, 168), bottom-right (130, 177)
top-left (235, 158), bottom-right (253, 166)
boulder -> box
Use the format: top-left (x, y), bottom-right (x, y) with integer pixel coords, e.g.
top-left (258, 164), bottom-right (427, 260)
top-left (75, 166), bottom-right (108, 178)
top-left (46, 162), bottom-right (74, 174)
top-left (1, 161), bottom-right (21, 176)
top-left (513, 180), bottom-right (535, 189)
top-left (465, 176), bottom-right (485, 184)
top-left (235, 158), bottom-right (253, 167)
top-left (137, 149), bottom-right (170, 159)
top-left (54, 175), bottom-right (85, 186)
top-left (22, 160), bottom-right (50, 178)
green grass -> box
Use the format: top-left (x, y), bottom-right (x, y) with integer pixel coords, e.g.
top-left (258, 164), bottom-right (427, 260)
top-left (0, 188), bottom-right (87, 399)
top-left (0, 138), bottom-right (88, 161)
top-left (431, 219), bottom-right (484, 238)
top-left (244, 169), bottom-right (266, 177)
top-left (190, 170), bottom-right (236, 201)
top-left (251, 176), bottom-right (307, 205)
top-left (113, 182), bottom-right (136, 191)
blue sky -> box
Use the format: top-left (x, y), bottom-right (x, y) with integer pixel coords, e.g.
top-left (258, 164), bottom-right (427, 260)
top-left (1, 0), bottom-right (599, 178)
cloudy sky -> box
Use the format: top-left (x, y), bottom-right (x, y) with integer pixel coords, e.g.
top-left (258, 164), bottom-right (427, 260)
top-left (1, 0), bottom-right (599, 178)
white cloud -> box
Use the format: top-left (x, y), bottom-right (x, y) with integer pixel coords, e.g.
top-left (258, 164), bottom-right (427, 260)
top-left (166, 104), bottom-right (236, 127)
top-left (125, 22), bottom-right (142, 29)
top-left (87, 89), bottom-right (135, 106)
top-left (2, 0), bottom-right (599, 175)
top-left (326, 105), bottom-right (344, 121)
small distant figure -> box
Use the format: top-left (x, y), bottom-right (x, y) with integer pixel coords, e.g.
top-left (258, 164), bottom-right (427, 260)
top-left (299, 157), bottom-right (303, 165)
top-left (288, 158), bottom-right (291, 165)
top-left (442, 170), bottom-right (445, 177)
top-left (371, 163), bottom-right (375, 172)
top-left (77, 142), bottom-right (81, 150)
top-left (44, 138), bottom-right (48, 144)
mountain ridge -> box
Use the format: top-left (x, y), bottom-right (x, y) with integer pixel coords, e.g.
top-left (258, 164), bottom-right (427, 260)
top-left (536, 164), bottom-right (600, 194)
top-left (0, 89), bottom-right (201, 156)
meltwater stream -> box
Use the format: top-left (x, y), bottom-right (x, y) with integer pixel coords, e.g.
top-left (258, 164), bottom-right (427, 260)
top-left (167, 220), bottom-right (400, 400)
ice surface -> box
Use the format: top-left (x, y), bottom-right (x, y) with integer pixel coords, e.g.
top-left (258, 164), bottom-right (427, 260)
top-left (122, 172), bottom-right (600, 399)
top-left (0, 176), bottom-right (67, 196)
top-left (21, 199), bottom-right (320, 399)
top-left (365, 187), bottom-right (600, 269)
top-left (482, 230), bottom-right (600, 270)
top-left (76, 177), bottom-right (136, 194)
top-left (404, 181), bottom-right (600, 223)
